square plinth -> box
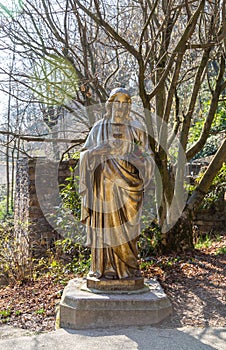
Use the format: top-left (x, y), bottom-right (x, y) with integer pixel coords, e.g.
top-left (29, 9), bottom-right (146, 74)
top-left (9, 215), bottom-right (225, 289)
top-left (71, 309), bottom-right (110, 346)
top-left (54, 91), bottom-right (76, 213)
top-left (86, 276), bottom-right (145, 292)
top-left (57, 278), bottom-right (172, 330)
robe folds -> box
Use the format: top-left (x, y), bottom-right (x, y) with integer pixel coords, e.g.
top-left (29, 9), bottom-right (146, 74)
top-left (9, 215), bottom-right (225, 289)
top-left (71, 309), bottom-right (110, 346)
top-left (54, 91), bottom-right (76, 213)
top-left (79, 118), bottom-right (153, 279)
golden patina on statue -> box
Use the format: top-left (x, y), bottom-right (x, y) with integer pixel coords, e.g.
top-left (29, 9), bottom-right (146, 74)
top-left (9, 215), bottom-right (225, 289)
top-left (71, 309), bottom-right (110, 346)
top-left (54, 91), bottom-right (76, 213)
top-left (79, 87), bottom-right (153, 289)
top-left (58, 95), bottom-right (171, 327)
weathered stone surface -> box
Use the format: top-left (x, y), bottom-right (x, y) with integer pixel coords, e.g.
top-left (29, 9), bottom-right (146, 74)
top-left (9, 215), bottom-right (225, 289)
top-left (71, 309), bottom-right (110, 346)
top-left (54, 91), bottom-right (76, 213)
top-left (193, 191), bottom-right (225, 233)
top-left (86, 276), bottom-right (145, 292)
top-left (57, 278), bottom-right (172, 329)
top-left (14, 157), bottom-right (78, 258)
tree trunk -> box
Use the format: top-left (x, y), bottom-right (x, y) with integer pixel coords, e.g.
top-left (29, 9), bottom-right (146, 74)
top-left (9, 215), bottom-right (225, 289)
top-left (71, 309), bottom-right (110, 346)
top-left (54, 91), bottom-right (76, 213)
top-left (160, 208), bottom-right (194, 253)
top-left (161, 138), bottom-right (226, 253)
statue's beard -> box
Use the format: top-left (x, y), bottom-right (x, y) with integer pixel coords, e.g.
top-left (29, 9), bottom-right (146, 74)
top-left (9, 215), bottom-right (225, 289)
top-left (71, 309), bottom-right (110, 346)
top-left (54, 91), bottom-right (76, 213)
top-left (112, 109), bottom-right (129, 122)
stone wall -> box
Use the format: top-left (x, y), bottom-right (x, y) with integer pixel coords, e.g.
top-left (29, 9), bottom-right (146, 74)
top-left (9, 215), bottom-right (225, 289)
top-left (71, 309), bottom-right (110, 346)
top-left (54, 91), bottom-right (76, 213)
top-left (193, 191), bottom-right (226, 235)
top-left (188, 160), bottom-right (226, 235)
top-left (14, 157), bottom-right (78, 257)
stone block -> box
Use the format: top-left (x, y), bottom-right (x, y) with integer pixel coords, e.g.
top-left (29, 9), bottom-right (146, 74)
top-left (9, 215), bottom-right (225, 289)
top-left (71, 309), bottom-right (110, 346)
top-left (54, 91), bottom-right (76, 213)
top-left (57, 278), bottom-right (172, 330)
top-left (86, 276), bottom-right (145, 292)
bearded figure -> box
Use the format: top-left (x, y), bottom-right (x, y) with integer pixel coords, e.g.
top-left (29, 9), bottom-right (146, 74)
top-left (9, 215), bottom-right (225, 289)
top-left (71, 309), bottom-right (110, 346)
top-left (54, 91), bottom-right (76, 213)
top-left (79, 87), bottom-right (153, 280)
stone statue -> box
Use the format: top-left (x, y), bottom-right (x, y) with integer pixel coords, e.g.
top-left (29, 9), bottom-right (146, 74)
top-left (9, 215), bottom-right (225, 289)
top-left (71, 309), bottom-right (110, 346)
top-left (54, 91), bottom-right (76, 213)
top-left (79, 88), bottom-right (153, 280)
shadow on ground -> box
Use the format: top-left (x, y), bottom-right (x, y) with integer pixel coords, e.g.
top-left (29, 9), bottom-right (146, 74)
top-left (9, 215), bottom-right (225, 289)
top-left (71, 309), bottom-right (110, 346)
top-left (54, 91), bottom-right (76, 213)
top-left (0, 326), bottom-right (226, 350)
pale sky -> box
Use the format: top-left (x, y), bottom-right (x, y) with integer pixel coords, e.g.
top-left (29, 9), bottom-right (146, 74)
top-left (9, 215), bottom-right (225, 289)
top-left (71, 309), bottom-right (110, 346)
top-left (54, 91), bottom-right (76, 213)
top-left (0, 0), bottom-right (24, 121)
top-left (0, 0), bottom-right (23, 17)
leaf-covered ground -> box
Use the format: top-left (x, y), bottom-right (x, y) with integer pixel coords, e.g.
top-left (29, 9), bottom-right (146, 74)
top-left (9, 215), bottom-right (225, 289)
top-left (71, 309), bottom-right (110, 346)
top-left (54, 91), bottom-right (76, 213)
top-left (141, 235), bottom-right (226, 328)
top-left (0, 236), bottom-right (225, 332)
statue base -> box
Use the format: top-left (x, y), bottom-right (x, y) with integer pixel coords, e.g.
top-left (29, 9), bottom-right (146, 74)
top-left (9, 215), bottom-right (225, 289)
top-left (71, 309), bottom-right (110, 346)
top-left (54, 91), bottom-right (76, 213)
top-left (86, 276), bottom-right (145, 292)
top-left (56, 278), bottom-right (172, 330)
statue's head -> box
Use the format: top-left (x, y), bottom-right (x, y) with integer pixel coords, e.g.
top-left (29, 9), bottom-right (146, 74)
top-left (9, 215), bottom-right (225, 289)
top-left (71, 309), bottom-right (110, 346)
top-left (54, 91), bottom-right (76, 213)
top-left (108, 87), bottom-right (131, 103)
top-left (105, 87), bottom-right (132, 121)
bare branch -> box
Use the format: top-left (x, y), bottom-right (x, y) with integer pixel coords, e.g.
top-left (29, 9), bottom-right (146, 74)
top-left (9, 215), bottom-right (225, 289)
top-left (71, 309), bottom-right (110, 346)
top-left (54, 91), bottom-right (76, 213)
top-left (186, 55), bottom-right (226, 160)
top-left (73, 0), bottom-right (142, 61)
top-left (0, 130), bottom-right (86, 144)
top-left (139, 0), bottom-right (158, 55)
top-left (167, 90), bottom-right (181, 148)
top-left (148, 0), bottom-right (206, 100)
top-left (180, 47), bottom-right (211, 152)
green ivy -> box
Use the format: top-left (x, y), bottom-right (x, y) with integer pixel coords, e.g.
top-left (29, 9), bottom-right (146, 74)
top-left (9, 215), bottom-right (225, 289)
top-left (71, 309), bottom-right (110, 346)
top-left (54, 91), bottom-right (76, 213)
top-left (138, 220), bottom-right (161, 259)
top-left (60, 166), bottom-right (81, 219)
top-left (187, 163), bottom-right (226, 209)
top-left (189, 100), bottom-right (225, 160)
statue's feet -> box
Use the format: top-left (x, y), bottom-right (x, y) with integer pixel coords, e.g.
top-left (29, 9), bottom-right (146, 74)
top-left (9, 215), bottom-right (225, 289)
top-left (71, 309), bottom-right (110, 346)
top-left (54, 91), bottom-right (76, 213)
top-left (120, 269), bottom-right (142, 279)
top-left (88, 271), bottom-right (102, 279)
top-left (104, 272), bottom-right (118, 280)
top-left (134, 269), bottom-right (142, 277)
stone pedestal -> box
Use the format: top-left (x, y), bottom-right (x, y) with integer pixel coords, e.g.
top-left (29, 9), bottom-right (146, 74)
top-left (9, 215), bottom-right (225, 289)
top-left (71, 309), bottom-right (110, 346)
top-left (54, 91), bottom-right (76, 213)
top-left (57, 278), bottom-right (172, 330)
top-left (86, 276), bottom-right (145, 292)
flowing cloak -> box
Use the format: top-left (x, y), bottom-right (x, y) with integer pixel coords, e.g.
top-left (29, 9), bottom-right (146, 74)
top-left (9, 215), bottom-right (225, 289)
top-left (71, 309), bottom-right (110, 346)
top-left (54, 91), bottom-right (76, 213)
top-left (79, 118), bottom-right (154, 278)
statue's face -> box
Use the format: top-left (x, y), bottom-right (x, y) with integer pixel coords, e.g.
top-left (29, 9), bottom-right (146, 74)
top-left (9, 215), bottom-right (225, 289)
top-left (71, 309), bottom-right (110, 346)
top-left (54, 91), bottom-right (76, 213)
top-left (112, 93), bottom-right (131, 122)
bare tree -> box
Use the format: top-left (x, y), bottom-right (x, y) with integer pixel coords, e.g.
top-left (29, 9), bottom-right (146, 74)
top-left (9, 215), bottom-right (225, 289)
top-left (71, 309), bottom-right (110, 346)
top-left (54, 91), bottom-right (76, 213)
top-left (0, 0), bottom-right (225, 251)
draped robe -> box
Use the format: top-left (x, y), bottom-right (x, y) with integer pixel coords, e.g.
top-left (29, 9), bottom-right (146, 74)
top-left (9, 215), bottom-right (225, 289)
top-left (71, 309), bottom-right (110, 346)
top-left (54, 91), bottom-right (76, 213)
top-left (79, 117), bottom-right (153, 279)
